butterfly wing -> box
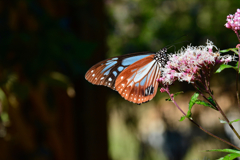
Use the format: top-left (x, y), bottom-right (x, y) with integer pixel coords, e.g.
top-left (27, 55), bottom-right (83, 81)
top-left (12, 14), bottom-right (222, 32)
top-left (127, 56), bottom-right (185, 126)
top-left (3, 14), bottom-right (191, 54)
top-left (115, 55), bottom-right (161, 104)
top-left (85, 52), bottom-right (154, 90)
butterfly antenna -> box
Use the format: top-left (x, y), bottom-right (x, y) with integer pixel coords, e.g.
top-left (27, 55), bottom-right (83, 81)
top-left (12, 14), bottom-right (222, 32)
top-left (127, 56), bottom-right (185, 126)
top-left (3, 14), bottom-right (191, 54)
top-left (165, 40), bottom-right (189, 49)
top-left (174, 34), bottom-right (188, 42)
top-left (166, 45), bottom-right (176, 53)
top-left (164, 40), bottom-right (189, 53)
top-left (164, 34), bottom-right (189, 49)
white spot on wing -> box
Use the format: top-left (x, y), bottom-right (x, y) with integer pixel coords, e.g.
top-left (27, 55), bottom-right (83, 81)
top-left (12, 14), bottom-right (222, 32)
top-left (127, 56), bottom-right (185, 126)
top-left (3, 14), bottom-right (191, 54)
top-left (112, 58), bottom-right (118, 60)
top-left (91, 70), bottom-right (94, 73)
top-left (92, 74), bottom-right (95, 77)
top-left (121, 76), bottom-right (124, 80)
top-left (108, 77), bottom-right (112, 81)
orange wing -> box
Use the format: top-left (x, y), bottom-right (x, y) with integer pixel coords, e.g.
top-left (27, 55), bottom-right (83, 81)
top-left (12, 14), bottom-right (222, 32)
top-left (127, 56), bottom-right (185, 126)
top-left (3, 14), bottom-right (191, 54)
top-left (115, 55), bottom-right (161, 104)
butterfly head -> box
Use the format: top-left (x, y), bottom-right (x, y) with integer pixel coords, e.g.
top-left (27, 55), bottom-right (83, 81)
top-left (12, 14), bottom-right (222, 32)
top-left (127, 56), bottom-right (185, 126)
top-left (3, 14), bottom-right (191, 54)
top-left (154, 48), bottom-right (169, 66)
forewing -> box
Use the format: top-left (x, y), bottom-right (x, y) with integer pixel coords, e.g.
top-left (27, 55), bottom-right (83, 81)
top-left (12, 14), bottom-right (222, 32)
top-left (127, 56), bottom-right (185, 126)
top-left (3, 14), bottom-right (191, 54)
top-left (85, 52), bottom-right (154, 90)
top-left (115, 55), bottom-right (162, 104)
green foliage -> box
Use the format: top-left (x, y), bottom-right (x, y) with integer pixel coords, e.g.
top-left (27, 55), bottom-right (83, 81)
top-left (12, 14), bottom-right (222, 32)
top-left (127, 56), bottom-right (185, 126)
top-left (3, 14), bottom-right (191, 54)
top-left (216, 61), bottom-right (240, 74)
top-left (195, 100), bottom-right (216, 110)
top-left (205, 149), bottom-right (240, 160)
top-left (219, 118), bottom-right (240, 124)
top-left (220, 48), bottom-right (238, 54)
top-left (107, 0), bottom-right (240, 59)
top-left (215, 64), bottom-right (236, 73)
top-left (180, 92), bottom-right (217, 121)
top-left (180, 92), bottom-right (199, 121)
top-left (206, 96), bottom-right (217, 110)
top-left (179, 116), bottom-right (187, 122)
top-left (216, 48), bottom-right (240, 74)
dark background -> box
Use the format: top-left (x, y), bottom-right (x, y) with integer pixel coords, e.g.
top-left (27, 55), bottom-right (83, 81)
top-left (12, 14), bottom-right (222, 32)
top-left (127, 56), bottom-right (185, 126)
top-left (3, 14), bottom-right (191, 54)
top-left (0, 0), bottom-right (239, 160)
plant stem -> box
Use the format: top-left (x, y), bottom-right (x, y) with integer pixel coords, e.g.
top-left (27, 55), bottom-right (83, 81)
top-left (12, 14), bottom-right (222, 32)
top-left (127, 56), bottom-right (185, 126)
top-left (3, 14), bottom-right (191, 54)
top-left (202, 65), bottom-right (240, 140)
top-left (208, 91), bottom-right (240, 140)
top-left (235, 31), bottom-right (240, 43)
top-left (193, 83), bottom-right (218, 110)
top-left (165, 87), bottom-right (240, 150)
top-left (236, 47), bottom-right (240, 111)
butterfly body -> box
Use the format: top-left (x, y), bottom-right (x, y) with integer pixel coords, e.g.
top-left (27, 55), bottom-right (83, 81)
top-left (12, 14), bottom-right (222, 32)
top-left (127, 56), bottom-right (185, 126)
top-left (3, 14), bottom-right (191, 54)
top-left (85, 48), bottom-right (169, 104)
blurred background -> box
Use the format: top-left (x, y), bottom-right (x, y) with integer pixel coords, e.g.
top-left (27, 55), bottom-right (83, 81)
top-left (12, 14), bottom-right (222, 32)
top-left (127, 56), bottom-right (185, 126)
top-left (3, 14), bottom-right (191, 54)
top-left (0, 0), bottom-right (240, 160)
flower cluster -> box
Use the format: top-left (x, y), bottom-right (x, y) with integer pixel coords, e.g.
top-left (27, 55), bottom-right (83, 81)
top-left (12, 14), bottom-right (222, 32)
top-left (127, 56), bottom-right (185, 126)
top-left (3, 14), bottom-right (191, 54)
top-left (157, 40), bottom-right (233, 85)
top-left (225, 9), bottom-right (240, 32)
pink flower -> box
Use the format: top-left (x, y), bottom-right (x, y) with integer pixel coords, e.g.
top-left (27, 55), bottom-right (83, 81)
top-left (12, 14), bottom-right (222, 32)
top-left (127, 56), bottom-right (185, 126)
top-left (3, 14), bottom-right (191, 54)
top-left (158, 40), bottom-right (233, 85)
top-left (225, 9), bottom-right (240, 42)
top-left (160, 88), bottom-right (166, 93)
top-left (225, 9), bottom-right (240, 31)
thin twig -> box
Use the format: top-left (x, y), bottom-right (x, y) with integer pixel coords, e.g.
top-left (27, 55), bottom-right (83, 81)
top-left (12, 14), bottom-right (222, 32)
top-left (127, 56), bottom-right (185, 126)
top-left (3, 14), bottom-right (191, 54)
top-left (236, 46), bottom-right (240, 111)
top-left (165, 86), bottom-right (240, 150)
top-left (192, 83), bottom-right (218, 110)
top-left (208, 91), bottom-right (240, 140)
top-left (200, 65), bottom-right (240, 140)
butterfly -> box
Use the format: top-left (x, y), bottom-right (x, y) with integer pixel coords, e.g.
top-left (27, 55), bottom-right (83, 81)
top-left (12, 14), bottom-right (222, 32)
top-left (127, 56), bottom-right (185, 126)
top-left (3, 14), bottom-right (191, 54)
top-left (85, 48), bottom-right (169, 104)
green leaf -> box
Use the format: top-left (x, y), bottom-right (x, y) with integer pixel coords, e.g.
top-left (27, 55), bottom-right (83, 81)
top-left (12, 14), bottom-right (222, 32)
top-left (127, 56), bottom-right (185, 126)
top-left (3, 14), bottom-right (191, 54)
top-left (179, 116), bottom-right (186, 121)
top-left (230, 119), bottom-right (240, 124)
top-left (220, 48), bottom-right (238, 54)
top-left (195, 100), bottom-right (218, 110)
top-left (220, 49), bottom-right (231, 53)
top-left (206, 149), bottom-right (240, 160)
top-left (207, 96), bottom-right (217, 109)
top-left (206, 149), bottom-right (240, 154)
top-left (218, 153), bottom-right (240, 160)
top-left (219, 118), bottom-right (240, 124)
top-left (183, 93), bottom-right (218, 122)
top-left (165, 97), bottom-right (172, 101)
top-left (189, 93), bottom-right (199, 107)
top-left (186, 92), bottom-right (199, 118)
top-left (206, 149), bottom-right (240, 159)
top-left (215, 64), bottom-right (235, 73)
top-left (230, 48), bottom-right (239, 54)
